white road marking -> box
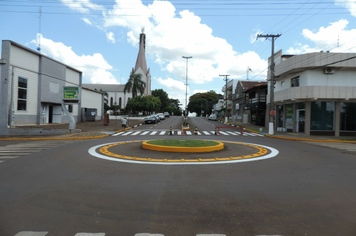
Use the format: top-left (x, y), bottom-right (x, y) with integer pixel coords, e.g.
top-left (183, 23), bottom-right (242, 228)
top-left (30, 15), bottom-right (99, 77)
top-left (14, 232), bottom-right (48, 236)
top-left (159, 131), bottom-right (166, 135)
top-left (226, 131), bottom-right (237, 135)
top-left (135, 234), bottom-right (164, 236)
top-left (203, 131), bottom-right (211, 135)
top-left (150, 131), bottom-right (157, 135)
top-left (219, 131), bottom-right (229, 135)
top-left (88, 140), bottom-right (279, 165)
top-left (0, 156), bottom-right (21, 159)
top-left (131, 131), bottom-right (141, 136)
top-left (121, 131), bottom-right (133, 136)
top-left (186, 131), bottom-right (192, 135)
top-left (140, 131), bottom-right (149, 135)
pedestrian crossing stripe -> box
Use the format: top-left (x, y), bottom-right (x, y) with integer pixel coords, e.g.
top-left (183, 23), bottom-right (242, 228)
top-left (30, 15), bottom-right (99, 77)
top-left (112, 130), bottom-right (264, 137)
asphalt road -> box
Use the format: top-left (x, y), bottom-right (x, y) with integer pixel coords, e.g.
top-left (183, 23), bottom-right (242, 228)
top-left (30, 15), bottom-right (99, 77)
top-left (1, 116), bottom-right (356, 236)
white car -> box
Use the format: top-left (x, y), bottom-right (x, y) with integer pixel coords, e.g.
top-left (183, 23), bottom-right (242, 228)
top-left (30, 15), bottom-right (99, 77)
top-left (208, 114), bottom-right (217, 121)
top-left (158, 113), bottom-right (165, 120)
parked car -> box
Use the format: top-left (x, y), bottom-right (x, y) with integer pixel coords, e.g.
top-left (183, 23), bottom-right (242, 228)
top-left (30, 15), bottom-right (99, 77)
top-left (164, 112), bottom-right (170, 117)
top-left (145, 115), bottom-right (156, 124)
top-left (158, 113), bottom-right (165, 120)
top-left (208, 114), bottom-right (217, 121)
top-left (155, 114), bottom-right (160, 122)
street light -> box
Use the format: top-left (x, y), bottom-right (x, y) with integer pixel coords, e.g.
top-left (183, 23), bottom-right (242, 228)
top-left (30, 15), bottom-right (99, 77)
top-left (182, 56), bottom-right (192, 117)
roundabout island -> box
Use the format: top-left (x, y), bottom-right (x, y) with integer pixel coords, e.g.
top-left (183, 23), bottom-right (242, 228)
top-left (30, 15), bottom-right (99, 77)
top-left (89, 139), bottom-right (279, 165)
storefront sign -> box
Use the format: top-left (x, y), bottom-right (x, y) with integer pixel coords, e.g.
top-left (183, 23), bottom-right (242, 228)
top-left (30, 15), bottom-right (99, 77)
top-left (63, 87), bottom-right (79, 100)
top-left (286, 104), bottom-right (294, 129)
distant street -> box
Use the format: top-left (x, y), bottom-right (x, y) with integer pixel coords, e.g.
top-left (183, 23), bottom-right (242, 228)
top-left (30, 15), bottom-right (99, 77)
top-left (1, 116), bottom-right (356, 236)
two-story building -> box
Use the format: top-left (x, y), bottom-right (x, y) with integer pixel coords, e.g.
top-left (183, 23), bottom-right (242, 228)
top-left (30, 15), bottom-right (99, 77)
top-left (268, 50), bottom-right (356, 136)
top-left (222, 79), bottom-right (238, 120)
top-left (232, 80), bottom-right (264, 123)
top-left (243, 82), bottom-right (267, 126)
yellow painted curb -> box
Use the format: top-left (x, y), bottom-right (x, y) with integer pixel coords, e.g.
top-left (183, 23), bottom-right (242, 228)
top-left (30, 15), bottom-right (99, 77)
top-left (142, 140), bottom-right (224, 153)
top-left (265, 134), bottom-right (356, 143)
top-left (99, 140), bottom-right (268, 162)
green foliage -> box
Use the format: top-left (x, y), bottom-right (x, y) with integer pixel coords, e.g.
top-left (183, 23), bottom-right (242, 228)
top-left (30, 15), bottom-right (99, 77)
top-left (188, 98), bottom-right (207, 116)
top-left (124, 73), bottom-right (146, 98)
top-left (152, 89), bottom-right (170, 112)
top-left (125, 95), bottom-right (161, 114)
top-left (188, 91), bottom-right (220, 116)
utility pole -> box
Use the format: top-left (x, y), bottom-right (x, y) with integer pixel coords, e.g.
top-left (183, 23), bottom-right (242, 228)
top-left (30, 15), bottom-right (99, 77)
top-left (182, 56), bottom-right (192, 117)
top-left (219, 74), bottom-right (230, 123)
top-left (256, 34), bottom-right (281, 135)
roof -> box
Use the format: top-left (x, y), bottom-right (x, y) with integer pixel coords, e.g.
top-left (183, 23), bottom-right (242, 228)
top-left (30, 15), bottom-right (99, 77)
top-left (82, 84), bottom-right (125, 92)
top-left (240, 81), bottom-right (264, 91)
top-left (243, 82), bottom-right (268, 93)
top-left (134, 33), bottom-right (148, 74)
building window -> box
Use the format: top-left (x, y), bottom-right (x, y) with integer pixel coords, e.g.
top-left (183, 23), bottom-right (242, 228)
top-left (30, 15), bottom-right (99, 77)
top-left (311, 102), bottom-right (334, 131)
top-left (340, 102), bottom-right (356, 131)
top-left (119, 97), bottom-right (122, 107)
top-left (67, 104), bottom-right (73, 113)
top-left (17, 77), bottom-right (27, 111)
top-left (291, 76), bottom-right (300, 87)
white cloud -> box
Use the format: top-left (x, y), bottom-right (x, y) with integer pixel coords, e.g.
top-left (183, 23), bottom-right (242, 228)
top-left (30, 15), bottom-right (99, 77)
top-left (31, 34), bottom-right (118, 84)
top-left (82, 18), bottom-right (92, 26)
top-left (335, 0), bottom-right (356, 17)
top-left (106, 32), bottom-right (115, 43)
top-left (60, 0), bottom-right (104, 14)
top-left (193, 89), bottom-right (207, 94)
top-left (156, 77), bottom-right (186, 92)
top-left (286, 19), bottom-right (356, 54)
top-left (100, 0), bottom-right (268, 83)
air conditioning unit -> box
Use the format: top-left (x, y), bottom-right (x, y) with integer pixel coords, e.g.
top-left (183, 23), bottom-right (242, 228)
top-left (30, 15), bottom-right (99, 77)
top-left (324, 67), bottom-right (335, 74)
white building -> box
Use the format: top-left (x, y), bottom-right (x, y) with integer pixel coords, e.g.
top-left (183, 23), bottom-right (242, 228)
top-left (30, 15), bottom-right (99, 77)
top-left (269, 50), bottom-right (356, 136)
top-left (0, 40), bottom-right (104, 135)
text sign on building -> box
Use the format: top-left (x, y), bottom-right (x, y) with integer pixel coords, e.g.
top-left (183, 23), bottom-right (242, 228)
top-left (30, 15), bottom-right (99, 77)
top-left (63, 87), bottom-right (79, 100)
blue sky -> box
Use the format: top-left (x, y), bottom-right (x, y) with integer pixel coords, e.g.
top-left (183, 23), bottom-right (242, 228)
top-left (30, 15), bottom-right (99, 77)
top-left (1, 0), bottom-right (356, 105)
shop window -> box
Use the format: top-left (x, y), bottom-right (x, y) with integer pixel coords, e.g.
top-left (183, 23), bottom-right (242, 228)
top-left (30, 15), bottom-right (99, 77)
top-left (17, 77), bottom-right (27, 111)
top-left (311, 102), bottom-right (334, 131)
top-left (340, 102), bottom-right (356, 131)
top-left (291, 76), bottom-right (300, 87)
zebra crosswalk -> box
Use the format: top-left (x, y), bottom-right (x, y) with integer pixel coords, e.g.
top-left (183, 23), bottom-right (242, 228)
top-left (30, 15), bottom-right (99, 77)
top-left (0, 140), bottom-right (83, 165)
top-left (112, 130), bottom-right (264, 137)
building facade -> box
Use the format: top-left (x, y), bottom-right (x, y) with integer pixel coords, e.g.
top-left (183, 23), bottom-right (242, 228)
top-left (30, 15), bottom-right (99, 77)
top-left (0, 40), bottom-right (103, 135)
top-left (268, 50), bottom-right (356, 136)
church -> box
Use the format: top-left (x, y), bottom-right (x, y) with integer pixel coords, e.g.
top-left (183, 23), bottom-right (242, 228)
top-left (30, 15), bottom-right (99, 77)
top-left (83, 30), bottom-right (151, 109)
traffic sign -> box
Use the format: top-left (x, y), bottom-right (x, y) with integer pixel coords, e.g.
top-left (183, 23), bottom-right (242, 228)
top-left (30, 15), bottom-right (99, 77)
top-left (270, 110), bottom-right (276, 116)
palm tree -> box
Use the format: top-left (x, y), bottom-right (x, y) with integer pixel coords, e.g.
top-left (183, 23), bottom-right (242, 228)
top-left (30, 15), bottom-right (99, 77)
top-left (124, 73), bottom-right (146, 98)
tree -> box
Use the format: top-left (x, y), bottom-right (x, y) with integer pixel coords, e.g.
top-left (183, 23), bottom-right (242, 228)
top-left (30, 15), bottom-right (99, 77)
top-left (125, 95), bottom-right (161, 115)
top-left (169, 98), bottom-right (182, 116)
top-left (152, 89), bottom-right (170, 112)
top-left (124, 73), bottom-right (146, 98)
top-left (188, 98), bottom-right (207, 116)
top-left (188, 91), bottom-right (220, 116)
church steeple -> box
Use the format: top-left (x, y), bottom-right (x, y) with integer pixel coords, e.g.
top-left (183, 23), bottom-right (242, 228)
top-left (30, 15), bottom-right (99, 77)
top-left (134, 28), bottom-right (148, 74)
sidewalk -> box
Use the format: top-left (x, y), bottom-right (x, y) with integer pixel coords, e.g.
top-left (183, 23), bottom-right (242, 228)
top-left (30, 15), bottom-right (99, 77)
top-left (220, 119), bottom-right (356, 143)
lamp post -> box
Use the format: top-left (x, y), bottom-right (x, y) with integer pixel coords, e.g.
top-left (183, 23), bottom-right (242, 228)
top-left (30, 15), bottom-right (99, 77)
top-left (182, 56), bottom-right (192, 117)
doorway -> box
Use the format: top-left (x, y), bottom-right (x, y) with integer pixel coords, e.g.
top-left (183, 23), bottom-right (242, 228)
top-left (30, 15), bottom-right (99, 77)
top-left (49, 106), bottom-right (53, 123)
top-left (296, 109), bottom-right (305, 133)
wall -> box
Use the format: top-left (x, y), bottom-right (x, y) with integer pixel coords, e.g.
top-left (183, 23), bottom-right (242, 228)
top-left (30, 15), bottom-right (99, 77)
top-left (82, 89), bottom-right (103, 120)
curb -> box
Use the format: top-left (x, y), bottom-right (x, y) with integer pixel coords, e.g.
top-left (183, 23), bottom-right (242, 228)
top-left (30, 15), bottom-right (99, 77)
top-left (142, 140), bottom-right (224, 153)
top-left (0, 123), bottom-right (145, 141)
top-left (265, 134), bottom-right (356, 143)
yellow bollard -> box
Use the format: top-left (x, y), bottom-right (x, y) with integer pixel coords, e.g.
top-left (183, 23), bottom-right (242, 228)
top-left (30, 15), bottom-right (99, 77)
top-left (195, 127), bottom-right (198, 135)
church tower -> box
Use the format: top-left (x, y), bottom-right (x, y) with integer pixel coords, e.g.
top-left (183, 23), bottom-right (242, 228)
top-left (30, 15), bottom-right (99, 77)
top-left (131, 28), bottom-right (151, 95)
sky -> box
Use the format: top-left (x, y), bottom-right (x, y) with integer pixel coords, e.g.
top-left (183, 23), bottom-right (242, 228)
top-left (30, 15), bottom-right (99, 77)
top-left (1, 0), bottom-right (356, 107)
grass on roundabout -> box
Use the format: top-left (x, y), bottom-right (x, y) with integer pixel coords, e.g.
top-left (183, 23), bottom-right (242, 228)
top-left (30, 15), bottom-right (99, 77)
top-left (146, 139), bottom-right (220, 147)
